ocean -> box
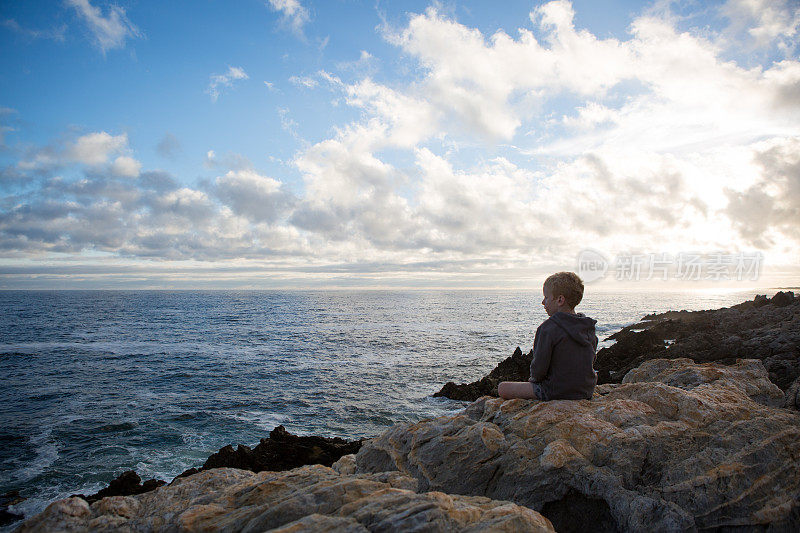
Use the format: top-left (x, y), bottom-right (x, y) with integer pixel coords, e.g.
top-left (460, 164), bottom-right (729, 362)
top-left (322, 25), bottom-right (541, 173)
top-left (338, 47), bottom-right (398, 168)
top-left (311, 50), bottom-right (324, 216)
top-left (0, 288), bottom-right (779, 526)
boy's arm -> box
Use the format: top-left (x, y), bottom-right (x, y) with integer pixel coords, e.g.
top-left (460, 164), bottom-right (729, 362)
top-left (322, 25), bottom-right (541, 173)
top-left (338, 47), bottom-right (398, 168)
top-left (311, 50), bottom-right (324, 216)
top-left (529, 325), bottom-right (553, 383)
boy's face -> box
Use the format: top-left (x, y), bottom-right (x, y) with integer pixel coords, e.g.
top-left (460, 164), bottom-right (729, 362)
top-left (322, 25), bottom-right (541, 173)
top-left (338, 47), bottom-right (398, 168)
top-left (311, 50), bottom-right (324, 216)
top-left (542, 284), bottom-right (563, 316)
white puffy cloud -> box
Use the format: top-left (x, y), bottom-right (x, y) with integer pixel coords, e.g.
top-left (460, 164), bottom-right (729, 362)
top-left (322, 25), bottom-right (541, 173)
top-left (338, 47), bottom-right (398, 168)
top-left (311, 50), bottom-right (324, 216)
top-left (111, 156), bottom-right (141, 178)
top-left (386, 2), bottom-right (635, 140)
top-left (214, 169), bottom-right (294, 223)
top-left (207, 66), bottom-right (249, 102)
top-left (68, 132), bottom-right (128, 165)
top-left (66, 0), bottom-right (140, 53)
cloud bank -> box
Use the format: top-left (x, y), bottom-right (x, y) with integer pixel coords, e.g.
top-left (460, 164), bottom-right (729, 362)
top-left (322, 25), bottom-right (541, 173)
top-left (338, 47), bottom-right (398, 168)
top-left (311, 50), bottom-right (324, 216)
top-left (2, 1), bottom-right (799, 286)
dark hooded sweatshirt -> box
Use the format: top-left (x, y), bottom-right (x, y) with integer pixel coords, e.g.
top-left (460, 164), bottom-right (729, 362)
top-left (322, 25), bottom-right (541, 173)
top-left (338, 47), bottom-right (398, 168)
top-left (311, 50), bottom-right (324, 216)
top-left (529, 312), bottom-right (598, 400)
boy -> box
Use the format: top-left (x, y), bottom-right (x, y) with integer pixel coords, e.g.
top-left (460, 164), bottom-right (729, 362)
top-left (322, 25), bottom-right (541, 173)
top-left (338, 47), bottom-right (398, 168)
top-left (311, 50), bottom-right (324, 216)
top-left (498, 272), bottom-right (598, 401)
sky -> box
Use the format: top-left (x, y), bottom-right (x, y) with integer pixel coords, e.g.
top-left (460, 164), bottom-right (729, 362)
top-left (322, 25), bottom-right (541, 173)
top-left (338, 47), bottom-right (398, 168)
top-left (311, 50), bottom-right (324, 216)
top-left (0, 0), bottom-right (799, 289)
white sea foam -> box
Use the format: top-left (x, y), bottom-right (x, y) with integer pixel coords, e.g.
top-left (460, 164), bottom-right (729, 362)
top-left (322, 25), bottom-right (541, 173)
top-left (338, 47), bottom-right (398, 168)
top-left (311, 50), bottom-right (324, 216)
top-left (230, 410), bottom-right (290, 431)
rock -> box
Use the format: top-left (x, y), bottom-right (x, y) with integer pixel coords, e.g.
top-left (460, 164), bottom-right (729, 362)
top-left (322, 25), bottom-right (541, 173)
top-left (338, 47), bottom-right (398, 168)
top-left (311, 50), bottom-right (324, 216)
top-left (16, 497), bottom-right (91, 532)
top-left (0, 490), bottom-right (25, 527)
top-left (786, 376), bottom-right (800, 410)
top-left (199, 424), bottom-right (363, 474)
top-left (595, 292), bottom-right (800, 396)
top-left (74, 470), bottom-right (166, 505)
top-left (771, 290), bottom-right (795, 307)
top-left (433, 346), bottom-right (534, 401)
top-left (356, 358), bottom-right (800, 531)
top-left (17, 465), bottom-right (555, 532)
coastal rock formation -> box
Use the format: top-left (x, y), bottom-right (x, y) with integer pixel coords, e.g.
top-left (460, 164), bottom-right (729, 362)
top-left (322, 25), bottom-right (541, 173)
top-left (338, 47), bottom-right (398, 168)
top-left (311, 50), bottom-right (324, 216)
top-left (434, 292), bottom-right (800, 405)
top-left (434, 346), bottom-right (533, 401)
top-left (356, 358), bottom-right (800, 531)
top-left (74, 471), bottom-right (166, 505)
top-left (17, 466), bottom-right (554, 532)
top-left (196, 424), bottom-right (363, 474)
top-left (595, 292), bottom-right (799, 406)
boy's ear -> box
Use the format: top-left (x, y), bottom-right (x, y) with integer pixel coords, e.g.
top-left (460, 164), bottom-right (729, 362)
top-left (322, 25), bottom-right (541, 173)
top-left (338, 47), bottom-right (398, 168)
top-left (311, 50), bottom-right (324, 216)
top-left (556, 294), bottom-right (566, 306)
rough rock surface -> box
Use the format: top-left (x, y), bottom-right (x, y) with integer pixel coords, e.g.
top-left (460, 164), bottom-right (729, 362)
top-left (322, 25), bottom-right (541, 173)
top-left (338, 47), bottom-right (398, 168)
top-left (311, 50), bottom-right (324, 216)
top-left (595, 292), bottom-right (800, 407)
top-left (356, 358), bottom-right (800, 532)
top-left (434, 346), bottom-right (534, 401)
top-left (17, 465), bottom-right (554, 532)
top-left (197, 424), bottom-right (363, 474)
top-left (73, 471), bottom-right (166, 505)
top-left (434, 292), bottom-right (800, 407)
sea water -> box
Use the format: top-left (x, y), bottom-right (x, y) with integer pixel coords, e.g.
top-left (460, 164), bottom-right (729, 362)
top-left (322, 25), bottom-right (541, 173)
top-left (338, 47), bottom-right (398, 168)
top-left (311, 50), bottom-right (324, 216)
top-left (0, 288), bottom-right (778, 525)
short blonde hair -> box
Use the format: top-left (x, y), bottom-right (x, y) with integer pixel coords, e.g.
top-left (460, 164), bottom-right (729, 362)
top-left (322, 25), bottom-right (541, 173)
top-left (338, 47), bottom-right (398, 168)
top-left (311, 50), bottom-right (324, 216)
top-left (544, 272), bottom-right (584, 308)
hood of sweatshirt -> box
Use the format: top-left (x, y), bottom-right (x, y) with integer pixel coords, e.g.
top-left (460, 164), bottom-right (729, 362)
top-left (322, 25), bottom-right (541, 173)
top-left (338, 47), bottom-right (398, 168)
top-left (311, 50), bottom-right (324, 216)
top-left (550, 312), bottom-right (597, 347)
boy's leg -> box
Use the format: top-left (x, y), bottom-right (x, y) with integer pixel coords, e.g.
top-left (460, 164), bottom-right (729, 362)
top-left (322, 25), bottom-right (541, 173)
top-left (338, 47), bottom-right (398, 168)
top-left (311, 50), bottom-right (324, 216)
top-left (498, 381), bottom-right (537, 400)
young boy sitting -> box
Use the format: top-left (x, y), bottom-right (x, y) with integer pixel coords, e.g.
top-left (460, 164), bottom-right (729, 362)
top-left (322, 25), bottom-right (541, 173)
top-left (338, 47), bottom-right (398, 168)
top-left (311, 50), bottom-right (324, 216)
top-left (498, 272), bottom-right (598, 401)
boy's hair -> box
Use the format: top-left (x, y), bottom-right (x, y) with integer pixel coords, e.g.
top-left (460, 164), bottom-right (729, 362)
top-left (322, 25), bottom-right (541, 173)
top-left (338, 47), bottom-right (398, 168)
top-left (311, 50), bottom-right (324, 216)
top-left (544, 272), bottom-right (584, 308)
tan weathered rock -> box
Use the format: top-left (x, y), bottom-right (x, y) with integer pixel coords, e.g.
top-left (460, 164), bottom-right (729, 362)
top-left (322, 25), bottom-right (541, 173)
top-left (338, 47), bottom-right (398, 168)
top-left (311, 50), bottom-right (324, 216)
top-left (355, 358), bottom-right (800, 532)
top-left (16, 465), bottom-right (553, 532)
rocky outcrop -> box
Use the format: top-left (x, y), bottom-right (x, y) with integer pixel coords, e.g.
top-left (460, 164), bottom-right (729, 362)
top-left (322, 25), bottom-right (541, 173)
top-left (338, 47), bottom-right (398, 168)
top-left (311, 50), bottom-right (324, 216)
top-left (195, 424), bottom-right (363, 474)
top-left (356, 358), bottom-right (800, 531)
top-left (433, 292), bottom-right (800, 406)
top-left (434, 346), bottom-right (533, 401)
top-left (17, 466), bottom-right (554, 532)
top-left (595, 291), bottom-right (799, 409)
top-left (73, 471), bottom-right (166, 505)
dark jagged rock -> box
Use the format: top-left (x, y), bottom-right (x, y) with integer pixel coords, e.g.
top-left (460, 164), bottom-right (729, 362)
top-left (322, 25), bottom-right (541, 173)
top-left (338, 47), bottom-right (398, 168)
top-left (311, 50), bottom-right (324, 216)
top-left (198, 425), bottom-right (363, 474)
top-left (594, 291), bottom-right (800, 409)
top-left (0, 490), bottom-right (25, 527)
top-left (434, 292), bottom-right (800, 409)
top-left (433, 346), bottom-right (533, 401)
top-left (73, 426), bottom-right (364, 506)
top-left (174, 467), bottom-right (200, 480)
top-left (73, 471), bottom-right (166, 504)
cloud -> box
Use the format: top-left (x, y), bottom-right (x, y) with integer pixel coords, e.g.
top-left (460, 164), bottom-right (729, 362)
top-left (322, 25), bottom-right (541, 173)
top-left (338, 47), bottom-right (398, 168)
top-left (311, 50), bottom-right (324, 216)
top-left (68, 131), bottom-right (129, 165)
top-left (66, 0), bottom-right (140, 53)
top-left (267, 0), bottom-right (310, 37)
top-left (111, 155), bottom-right (141, 178)
top-left (380, 3), bottom-right (635, 140)
top-left (156, 133), bottom-right (181, 159)
top-left (277, 108), bottom-right (303, 143)
top-left (720, 0), bottom-right (800, 52)
top-left (207, 66), bottom-right (249, 102)
top-left (214, 169), bottom-right (295, 223)
top-left (337, 50), bottom-right (377, 73)
top-left (2, 19), bottom-right (66, 41)
top-left (2, 2), bottom-right (800, 282)
top-left (0, 107), bottom-right (18, 149)
top-left (725, 137), bottom-right (800, 247)
top-left (288, 75), bottom-right (318, 88)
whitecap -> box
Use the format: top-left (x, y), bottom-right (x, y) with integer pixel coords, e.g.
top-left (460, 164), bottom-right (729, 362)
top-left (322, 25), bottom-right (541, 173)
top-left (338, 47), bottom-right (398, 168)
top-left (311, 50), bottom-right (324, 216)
top-left (229, 410), bottom-right (290, 431)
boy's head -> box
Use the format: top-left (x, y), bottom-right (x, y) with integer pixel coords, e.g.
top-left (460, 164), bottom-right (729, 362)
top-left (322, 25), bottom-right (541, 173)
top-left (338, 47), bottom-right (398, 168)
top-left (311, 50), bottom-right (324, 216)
top-left (542, 272), bottom-right (584, 316)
